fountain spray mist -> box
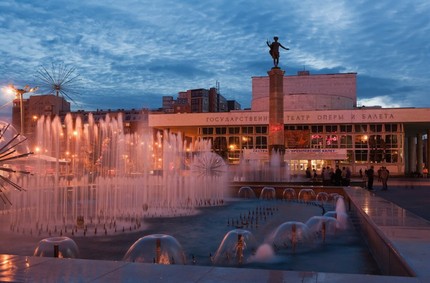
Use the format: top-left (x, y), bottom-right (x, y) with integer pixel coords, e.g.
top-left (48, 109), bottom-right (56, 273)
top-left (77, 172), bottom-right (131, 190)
top-left (7, 113), bottom-right (228, 236)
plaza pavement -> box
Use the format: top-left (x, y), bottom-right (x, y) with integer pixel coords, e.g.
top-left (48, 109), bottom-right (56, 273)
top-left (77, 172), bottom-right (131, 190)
top-left (372, 177), bottom-right (430, 222)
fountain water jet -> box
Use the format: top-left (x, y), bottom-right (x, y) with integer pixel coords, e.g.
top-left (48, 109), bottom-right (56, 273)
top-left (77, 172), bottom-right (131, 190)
top-left (260, 186), bottom-right (276, 200)
top-left (123, 234), bottom-right (186, 264)
top-left (238, 186), bottom-right (256, 199)
top-left (5, 114), bottom-right (228, 236)
top-left (213, 229), bottom-right (258, 265)
top-left (282, 188), bottom-right (295, 200)
top-left (270, 221), bottom-right (313, 253)
top-left (34, 236), bottom-right (79, 258)
top-left (233, 149), bottom-right (291, 182)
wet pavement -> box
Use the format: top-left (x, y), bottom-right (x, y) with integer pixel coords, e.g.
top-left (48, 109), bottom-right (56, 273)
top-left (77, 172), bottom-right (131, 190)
top-left (372, 178), bottom-right (430, 222)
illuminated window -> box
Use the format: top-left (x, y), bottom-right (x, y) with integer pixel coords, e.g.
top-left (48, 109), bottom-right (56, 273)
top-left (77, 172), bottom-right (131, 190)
top-left (355, 135), bottom-right (368, 148)
top-left (325, 135), bottom-right (338, 148)
top-left (241, 136), bottom-right (253, 149)
top-left (228, 136), bottom-right (240, 149)
top-left (311, 134), bottom-right (323, 148)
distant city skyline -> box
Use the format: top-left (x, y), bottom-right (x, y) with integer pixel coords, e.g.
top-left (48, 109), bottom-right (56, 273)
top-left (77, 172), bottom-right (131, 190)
top-left (1, 0), bottom-right (429, 120)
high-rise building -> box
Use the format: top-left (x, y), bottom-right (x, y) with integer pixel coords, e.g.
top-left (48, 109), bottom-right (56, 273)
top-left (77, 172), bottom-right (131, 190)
top-left (12, 94), bottom-right (70, 139)
top-left (161, 87), bottom-right (240, 113)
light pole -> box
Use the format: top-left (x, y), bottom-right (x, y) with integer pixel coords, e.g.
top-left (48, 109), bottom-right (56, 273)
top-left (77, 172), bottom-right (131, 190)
top-left (7, 84), bottom-right (38, 135)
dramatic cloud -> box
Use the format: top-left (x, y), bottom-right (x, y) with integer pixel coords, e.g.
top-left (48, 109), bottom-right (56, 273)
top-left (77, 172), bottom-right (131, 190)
top-left (1, 0), bottom-right (429, 116)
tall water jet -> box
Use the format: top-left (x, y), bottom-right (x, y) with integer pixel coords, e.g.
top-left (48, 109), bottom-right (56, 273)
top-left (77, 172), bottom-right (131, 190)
top-left (335, 196), bottom-right (348, 229)
top-left (6, 113), bottom-right (228, 236)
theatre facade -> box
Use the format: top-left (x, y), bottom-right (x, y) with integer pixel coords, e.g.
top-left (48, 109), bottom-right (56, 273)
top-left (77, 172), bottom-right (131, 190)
top-left (149, 72), bottom-right (430, 176)
top-left (149, 108), bottom-right (430, 176)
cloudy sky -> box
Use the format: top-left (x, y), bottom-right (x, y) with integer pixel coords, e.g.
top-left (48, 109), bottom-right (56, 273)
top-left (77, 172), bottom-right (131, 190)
top-left (1, 0), bottom-right (429, 118)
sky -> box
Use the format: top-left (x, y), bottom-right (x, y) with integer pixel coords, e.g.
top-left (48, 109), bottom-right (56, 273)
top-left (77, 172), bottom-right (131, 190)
top-left (1, 0), bottom-right (429, 119)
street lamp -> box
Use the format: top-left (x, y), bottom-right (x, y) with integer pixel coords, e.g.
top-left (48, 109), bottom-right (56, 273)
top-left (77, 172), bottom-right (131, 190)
top-left (7, 84), bottom-right (38, 135)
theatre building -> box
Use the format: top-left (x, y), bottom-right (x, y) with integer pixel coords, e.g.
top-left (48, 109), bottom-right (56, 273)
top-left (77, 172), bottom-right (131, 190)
top-left (149, 71), bottom-right (430, 176)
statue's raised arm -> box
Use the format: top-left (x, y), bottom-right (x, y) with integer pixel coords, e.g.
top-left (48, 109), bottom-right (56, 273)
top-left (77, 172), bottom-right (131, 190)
top-left (267, 36), bottom-right (289, 68)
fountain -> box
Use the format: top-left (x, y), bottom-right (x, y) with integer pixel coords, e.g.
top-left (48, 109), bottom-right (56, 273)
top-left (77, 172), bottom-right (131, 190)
top-left (123, 234), bottom-right (186, 264)
top-left (3, 114), bottom-right (228, 237)
top-left (0, 117), bottom-right (380, 275)
top-left (234, 150), bottom-right (291, 182)
top-left (213, 229), bottom-right (258, 265)
top-left (237, 186), bottom-right (256, 199)
top-left (259, 186), bottom-right (276, 200)
top-left (282, 188), bottom-right (295, 200)
top-left (34, 236), bottom-right (79, 258)
top-left (270, 221), bottom-right (314, 253)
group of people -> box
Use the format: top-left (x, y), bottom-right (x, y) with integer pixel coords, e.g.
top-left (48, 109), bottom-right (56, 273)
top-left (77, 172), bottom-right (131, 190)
top-left (305, 165), bottom-right (390, 190)
top-left (361, 166), bottom-right (390, 191)
top-left (307, 165), bottom-right (352, 186)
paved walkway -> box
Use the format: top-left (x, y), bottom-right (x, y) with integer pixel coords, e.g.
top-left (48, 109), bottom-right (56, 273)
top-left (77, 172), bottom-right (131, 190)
top-left (371, 177), bottom-right (430, 222)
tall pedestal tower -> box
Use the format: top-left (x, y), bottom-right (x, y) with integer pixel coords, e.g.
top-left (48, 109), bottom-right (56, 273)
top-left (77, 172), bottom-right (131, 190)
top-left (268, 68), bottom-right (285, 157)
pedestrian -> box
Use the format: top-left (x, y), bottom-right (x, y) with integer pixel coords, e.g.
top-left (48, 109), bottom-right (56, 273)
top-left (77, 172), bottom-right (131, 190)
top-left (423, 167), bottom-right (429, 178)
top-left (380, 166), bottom-right (390, 190)
top-left (366, 166), bottom-right (375, 191)
top-left (322, 166), bottom-right (332, 186)
top-left (305, 167), bottom-right (311, 178)
top-left (377, 167), bottom-right (382, 182)
top-left (334, 165), bottom-right (342, 186)
top-left (341, 167), bottom-right (347, 186)
top-left (345, 167), bottom-right (351, 186)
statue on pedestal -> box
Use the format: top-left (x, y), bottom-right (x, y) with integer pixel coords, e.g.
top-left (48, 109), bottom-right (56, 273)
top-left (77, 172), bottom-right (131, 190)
top-left (266, 36), bottom-right (289, 68)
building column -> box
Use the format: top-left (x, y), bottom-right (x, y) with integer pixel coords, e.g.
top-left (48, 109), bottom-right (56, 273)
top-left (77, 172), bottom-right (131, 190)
top-left (268, 68), bottom-right (285, 160)
top-left (408, 136), bottom-right (416, 174)
top-left (417, 133), bottom-right (423, 174)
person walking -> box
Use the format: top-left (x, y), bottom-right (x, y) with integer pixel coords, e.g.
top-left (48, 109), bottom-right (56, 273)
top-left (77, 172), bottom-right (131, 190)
top-left (366, 166), bottom-right (375, 191)
top-left (380, 166), bottom-right (390, 190)
top-left (345, 167), bottom-right (351, 186)
top-left (334, 165), bottom-right (342, 186)
top-left (322, 166), bottom-right (332, 186)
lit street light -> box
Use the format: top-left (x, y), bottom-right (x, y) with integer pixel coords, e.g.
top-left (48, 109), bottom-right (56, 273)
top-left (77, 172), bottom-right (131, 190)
top-left (7, 84), bottom-right (38, 135)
